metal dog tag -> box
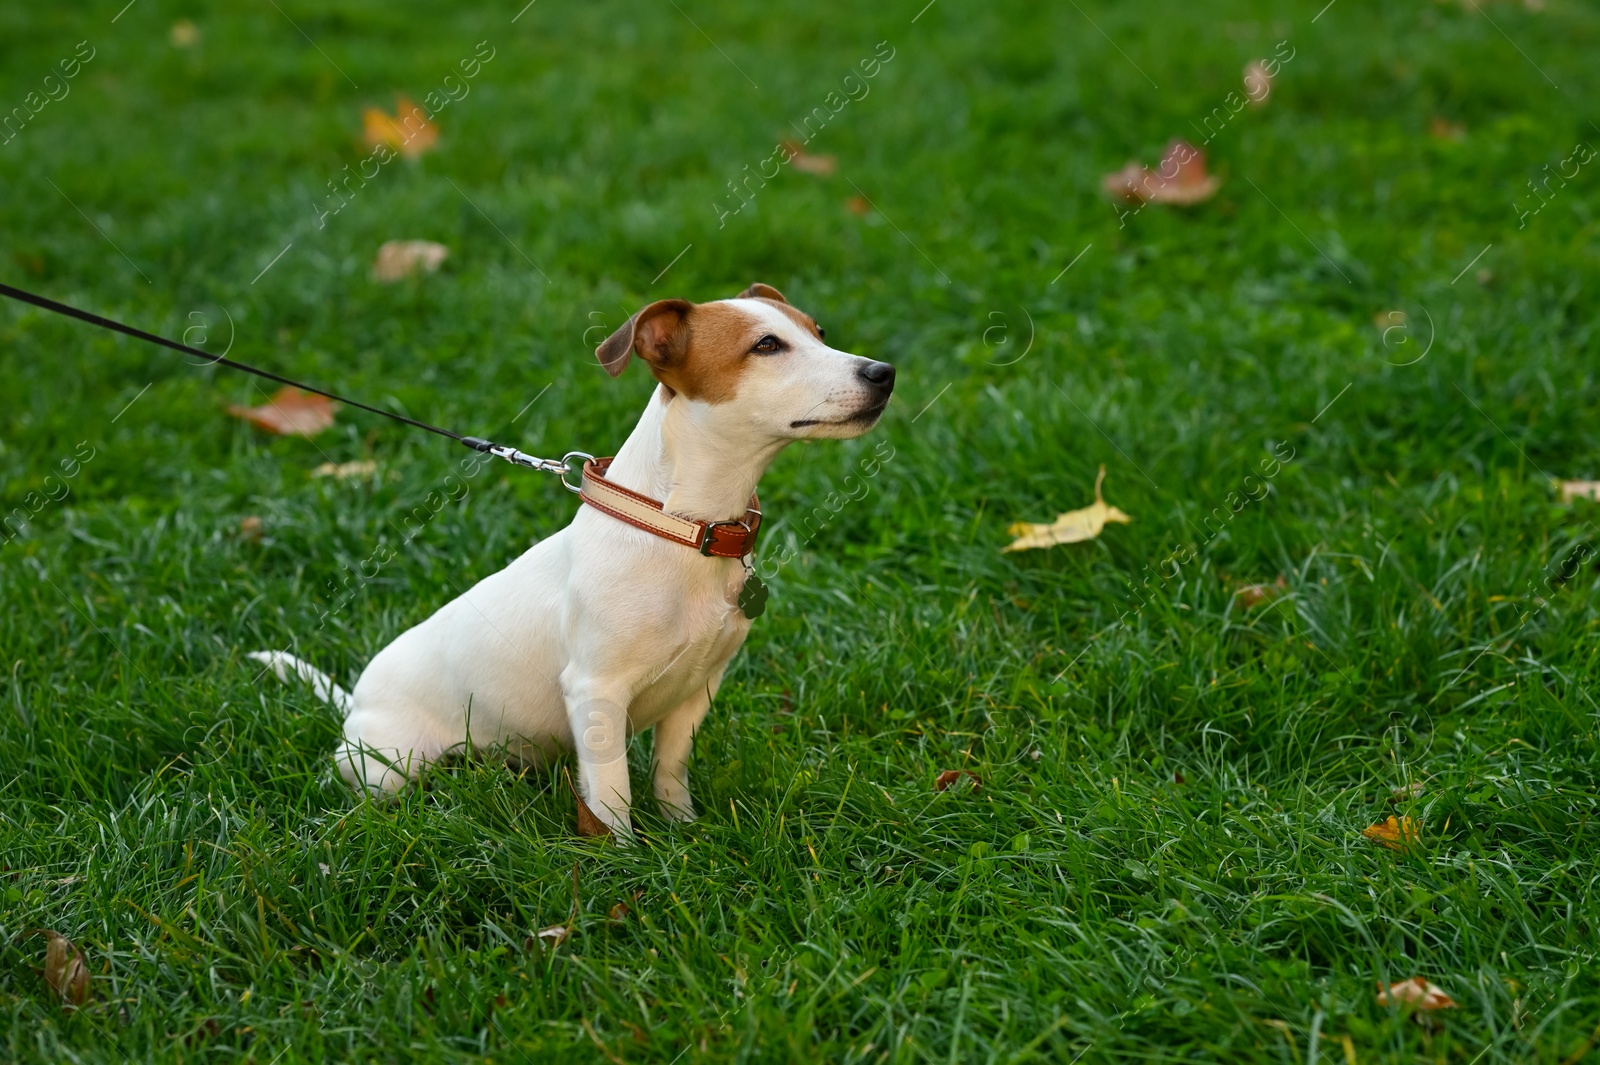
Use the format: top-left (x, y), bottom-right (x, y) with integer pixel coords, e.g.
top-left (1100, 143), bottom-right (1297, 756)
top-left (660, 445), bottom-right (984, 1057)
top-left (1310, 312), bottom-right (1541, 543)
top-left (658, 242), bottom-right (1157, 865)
top-left (738, 573), bottom-right (768, 619)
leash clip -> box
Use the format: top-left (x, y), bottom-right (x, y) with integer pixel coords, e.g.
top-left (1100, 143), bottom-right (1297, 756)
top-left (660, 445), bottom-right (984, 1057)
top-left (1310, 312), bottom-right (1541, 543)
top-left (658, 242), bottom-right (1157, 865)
top-left (463, 436), bottom-right (590, 487)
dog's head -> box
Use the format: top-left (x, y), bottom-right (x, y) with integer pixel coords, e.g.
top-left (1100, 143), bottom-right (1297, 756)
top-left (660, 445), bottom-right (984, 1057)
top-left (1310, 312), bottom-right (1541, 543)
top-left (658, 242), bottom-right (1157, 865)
top-left (595, 284), bottom-right (894, 442)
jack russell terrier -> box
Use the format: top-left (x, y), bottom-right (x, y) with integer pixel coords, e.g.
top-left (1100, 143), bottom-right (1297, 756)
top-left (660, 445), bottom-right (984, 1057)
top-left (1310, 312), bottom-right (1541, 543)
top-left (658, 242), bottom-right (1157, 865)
top-left (251, 284), bottom-right (895, 835)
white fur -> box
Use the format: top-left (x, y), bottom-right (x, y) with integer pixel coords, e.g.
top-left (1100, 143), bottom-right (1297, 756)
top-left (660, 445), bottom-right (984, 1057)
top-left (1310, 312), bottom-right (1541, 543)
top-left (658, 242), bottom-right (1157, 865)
top-left (253, 297), bottom-right (890, 835)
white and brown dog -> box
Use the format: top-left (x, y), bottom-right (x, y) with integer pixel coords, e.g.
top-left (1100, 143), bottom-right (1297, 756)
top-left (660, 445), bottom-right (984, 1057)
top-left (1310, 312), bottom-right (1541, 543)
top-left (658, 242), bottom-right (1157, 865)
top-left (251, 284), bottom-right (894, 835)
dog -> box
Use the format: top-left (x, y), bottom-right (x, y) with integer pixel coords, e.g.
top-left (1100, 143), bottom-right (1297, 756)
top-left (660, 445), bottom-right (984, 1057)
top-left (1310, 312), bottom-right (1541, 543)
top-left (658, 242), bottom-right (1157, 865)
top-left (251, 284), bottom-right (894, 835)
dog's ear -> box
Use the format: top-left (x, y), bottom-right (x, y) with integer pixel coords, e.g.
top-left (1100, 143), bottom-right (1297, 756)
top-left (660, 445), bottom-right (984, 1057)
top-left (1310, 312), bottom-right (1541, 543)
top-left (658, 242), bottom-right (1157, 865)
top-left (736, 283), bottom-right (788, 304)
top-left (595, 299), bottom-right (693, 377)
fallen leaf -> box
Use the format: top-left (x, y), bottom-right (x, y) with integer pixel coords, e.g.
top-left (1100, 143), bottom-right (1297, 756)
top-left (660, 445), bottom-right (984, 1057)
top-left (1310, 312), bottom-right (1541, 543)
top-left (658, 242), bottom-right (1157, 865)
top-left (845, 195), bottom-right (871, 215)
top-left (934, 769), bottom-right (981, 792)
top-left (576, 795), bottom-right (611, 837)
top-left (1377, 977), bottom-right (1457, 1011)
top-left (1428, 116), bottom-right (1466, 141)
top-left (1173, 771), bottom-right (1185, 785)
top-left (1390, 781), bottom-right (1424, 803)
top-left (226, 387), bottom-right (336, 437)
top-left (1374, 309), bottom-right (1406, 331)
top-left (1003, 465), bottom-right (1132, 552)
top-left (1362, 815), bottom-right (1420, 851)
top-left (363, 95), bottom-right (437, 158)
top-left (1243, 60), bottom-right (1273, 106)
top-left (783, 139), bottom-right (837, 176)
top-left (372, 239), bottom-right (449, 282)
top-left (31, 930), bottom-right (90, 1007)
top-left (1235, 576), bottom-right (1288, 608)
top-left (1556, 480), bottom-right (1600, 503)
top-left (238, 515), bottom-right (264, 542)
top-left (1101, 140), bottom-right (1220, 206)
top-left (527, 860), bottom-right (582, 948)
top-left (608, 902), bottom-right (631, 924)
top-left (527, 925), bottom-right (570, 948)
top-left (169, 19), bottom-right (199, 47)
top-left (565, 769), bottom-right (612, 838)
top-left (311, 459), bottom-right (378, 480)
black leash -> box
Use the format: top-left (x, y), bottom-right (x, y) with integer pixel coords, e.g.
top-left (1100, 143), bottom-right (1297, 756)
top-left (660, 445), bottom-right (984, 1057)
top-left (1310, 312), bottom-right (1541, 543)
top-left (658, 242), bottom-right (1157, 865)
top-left (0, 281), bottom-right (590, 486)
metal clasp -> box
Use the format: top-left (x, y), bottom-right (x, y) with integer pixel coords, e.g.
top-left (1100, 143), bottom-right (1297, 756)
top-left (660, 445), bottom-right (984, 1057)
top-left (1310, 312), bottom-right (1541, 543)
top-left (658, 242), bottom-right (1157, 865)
top-left (699, 519), bottom-right (750, 556)
top-left (560, 451), bottom-right (594, 494)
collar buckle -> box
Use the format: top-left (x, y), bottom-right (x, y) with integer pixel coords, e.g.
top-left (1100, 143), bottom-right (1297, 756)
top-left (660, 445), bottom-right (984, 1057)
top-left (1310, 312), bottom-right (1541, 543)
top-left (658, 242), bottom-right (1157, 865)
top-left (699, 519), bottom-right (750, 557)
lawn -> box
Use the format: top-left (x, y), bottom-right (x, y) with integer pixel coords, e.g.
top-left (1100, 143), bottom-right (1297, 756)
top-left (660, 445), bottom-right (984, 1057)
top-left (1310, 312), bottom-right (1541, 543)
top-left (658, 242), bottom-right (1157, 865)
top-left (2, 0), bottom-right (1599, 1060)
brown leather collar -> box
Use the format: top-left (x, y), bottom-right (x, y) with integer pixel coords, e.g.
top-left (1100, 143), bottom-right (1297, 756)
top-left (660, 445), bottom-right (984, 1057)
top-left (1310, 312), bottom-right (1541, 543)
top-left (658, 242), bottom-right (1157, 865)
top-left (579, 457), bottom-right (762, 558)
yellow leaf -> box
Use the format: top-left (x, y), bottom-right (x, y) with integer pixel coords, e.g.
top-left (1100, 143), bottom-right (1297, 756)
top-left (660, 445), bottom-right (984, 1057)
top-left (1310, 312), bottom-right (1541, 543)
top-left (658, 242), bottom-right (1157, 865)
top-left (1361, 815), bottom-right (1419, 851)
top-left (362, 95), bottom-right (438, 158)
top-left (1002, 465), bottom-right (1132, 552)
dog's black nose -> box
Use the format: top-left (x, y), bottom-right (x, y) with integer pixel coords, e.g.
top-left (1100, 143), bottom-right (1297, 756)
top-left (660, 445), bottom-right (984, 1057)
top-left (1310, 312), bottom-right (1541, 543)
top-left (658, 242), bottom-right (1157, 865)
top-left (858, 360), bottom-right (896, 390)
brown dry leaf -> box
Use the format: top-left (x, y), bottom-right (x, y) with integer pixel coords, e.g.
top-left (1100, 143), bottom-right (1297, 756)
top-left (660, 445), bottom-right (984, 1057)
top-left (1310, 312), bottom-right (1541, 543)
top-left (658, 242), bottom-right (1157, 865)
top-left (565, 769), bottom-right (612, 838)
top-left (1362, 815), bottom-right (1420, 851)
top-left (1428, 116), bottom-right (1466, 141)
top-left (1556, 480), bottom-right (1600, 503)
top-left (238, 515), bottom-right (264, 542)
top-left (1003, 465), bottom-right (1132, 552)
top-left (312, 460), bottom-right (378, 480)
top-left (226, 387), bottom-right (336, 437)
top-left (1235, 576), bottom-right (1288, 608)
top-left (372, 240), bottom-right (449, 282)
top-left (845, 195), bottom-right (871, 216)
top-left (33, 930), bottom-right (91, 1007)
top-left (608, 902), bottom-right (631, 924)
top-left (1243, 59), bottom-right (1273, 106)
top-left (783, 139), bottom-right (837, 176)
top-left (934, 769), bottom-right (981, 792)
top-left (576, 795), bottom-right (611, 837)
top-left (527, 925), bottom-right (570, 948)
top-left (363, 95), bottom-right (437, 158)
top-left (1102, 140), bottom-right (1220, 206)
top-left (1377, 977), bottom-right (1457, 1011)
top-left (169, 19), bottom-right (199, 47)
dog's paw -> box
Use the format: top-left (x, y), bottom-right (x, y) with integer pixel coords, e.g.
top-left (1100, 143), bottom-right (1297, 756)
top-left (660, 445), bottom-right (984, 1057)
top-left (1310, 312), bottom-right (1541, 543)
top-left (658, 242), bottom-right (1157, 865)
top-left (656, 796), bottom-right (697, 822)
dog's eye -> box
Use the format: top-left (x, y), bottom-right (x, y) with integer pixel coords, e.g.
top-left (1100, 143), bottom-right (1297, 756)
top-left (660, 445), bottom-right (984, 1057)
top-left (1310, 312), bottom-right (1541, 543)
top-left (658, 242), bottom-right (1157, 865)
top-left (751, 335), bottom-right (782, 354)
top-left (817, 325), bottom-right (826, 340)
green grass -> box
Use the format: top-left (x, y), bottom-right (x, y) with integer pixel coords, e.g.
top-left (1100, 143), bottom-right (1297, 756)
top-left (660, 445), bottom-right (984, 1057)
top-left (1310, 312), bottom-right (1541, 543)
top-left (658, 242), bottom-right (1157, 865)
top-left (3, 0), bottom-right (1600, 1060)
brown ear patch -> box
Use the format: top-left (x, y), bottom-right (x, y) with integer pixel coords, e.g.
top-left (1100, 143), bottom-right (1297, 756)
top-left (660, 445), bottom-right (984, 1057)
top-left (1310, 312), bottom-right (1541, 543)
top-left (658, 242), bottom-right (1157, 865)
top-left (650, 302), bottom-right (754, 404)
top-left (736, 283), bottom-right (788, 304)
top-left (595, 299), bottom-right (692, 378)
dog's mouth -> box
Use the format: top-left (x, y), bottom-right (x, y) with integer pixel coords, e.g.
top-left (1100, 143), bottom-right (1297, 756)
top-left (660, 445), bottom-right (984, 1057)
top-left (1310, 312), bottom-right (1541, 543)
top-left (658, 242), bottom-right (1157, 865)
top-left (791, 399), bottom-right (889, 429)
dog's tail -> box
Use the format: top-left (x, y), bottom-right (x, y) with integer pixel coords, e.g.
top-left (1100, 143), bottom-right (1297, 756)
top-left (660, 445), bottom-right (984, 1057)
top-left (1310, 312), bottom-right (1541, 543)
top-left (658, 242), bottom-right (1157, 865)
top-left (247, 651), bottom-right (353, 715)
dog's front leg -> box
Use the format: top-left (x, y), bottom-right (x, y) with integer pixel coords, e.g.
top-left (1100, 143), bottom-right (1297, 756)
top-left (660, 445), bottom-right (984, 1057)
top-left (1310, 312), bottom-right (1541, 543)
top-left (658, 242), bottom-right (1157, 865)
top-left (564, 682), bottom-right (634, 835)
top-left (652, 686), bottom-right (713, 821)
